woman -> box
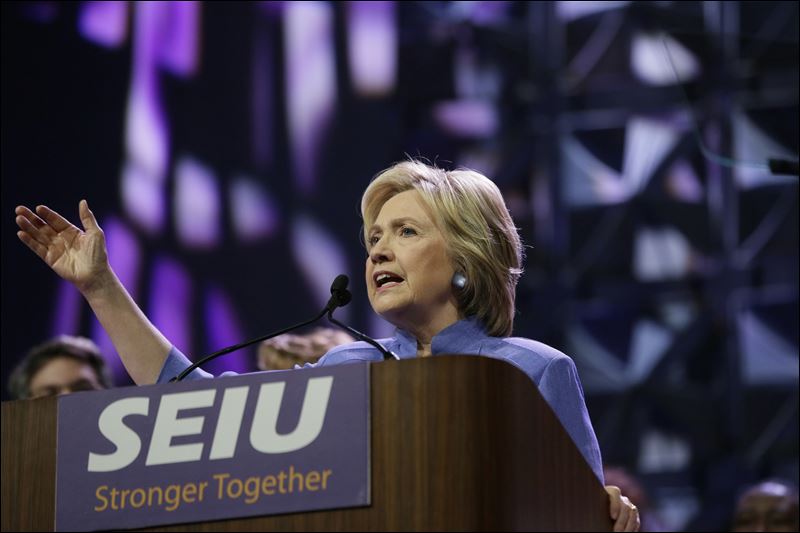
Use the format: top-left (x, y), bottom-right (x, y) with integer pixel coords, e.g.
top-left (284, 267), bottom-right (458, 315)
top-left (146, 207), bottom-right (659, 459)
top-left (15, 160), bottom-right (639, 531)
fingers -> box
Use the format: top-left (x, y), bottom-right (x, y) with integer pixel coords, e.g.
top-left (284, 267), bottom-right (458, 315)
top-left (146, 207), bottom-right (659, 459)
top-left (605, 485), bottom-right (621, 520)
top-left (614, 510), bottom-right (627, 532)
top-left (616, 497), bottom-right (639, 532)
top-left (15, 206), bottom-right (59, 246)
top-left (15, 203), bottom-right (82, 261)
top-left (16, 214), bottom-right (49, 248)
top-left (626, 504), bottom-right (640, 532)
top-left (79, 199), bottom-right (101, 232)
top-left (15, 205), bottom-right (56, 233)
top-left (34, 204), bottom-right (75, 233)
top-left (17, 229), bottom-right (49, 261)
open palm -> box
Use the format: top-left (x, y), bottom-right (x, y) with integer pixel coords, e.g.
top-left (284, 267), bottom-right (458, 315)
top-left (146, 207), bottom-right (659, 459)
top-left (15, 200), bottom-right (109, 292)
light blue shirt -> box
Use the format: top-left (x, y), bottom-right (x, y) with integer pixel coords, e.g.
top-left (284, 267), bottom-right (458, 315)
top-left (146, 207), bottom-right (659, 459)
top-left (158, 317), bottom-right (604, 483)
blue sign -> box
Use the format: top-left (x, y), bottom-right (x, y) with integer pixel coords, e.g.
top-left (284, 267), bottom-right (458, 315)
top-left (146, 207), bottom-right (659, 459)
top-left (55, 363), bottom-right (370, 531)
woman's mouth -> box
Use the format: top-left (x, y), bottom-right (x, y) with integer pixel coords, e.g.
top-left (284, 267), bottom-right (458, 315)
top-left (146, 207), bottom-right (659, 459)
top-left (374, 271), bottom-right (405, 291)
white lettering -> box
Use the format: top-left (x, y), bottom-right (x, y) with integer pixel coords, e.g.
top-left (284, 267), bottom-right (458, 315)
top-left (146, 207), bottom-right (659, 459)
top-left (209, 386), bottom-right (249, 460)
top-left (86, 376), bottom-right (335, 471)
top-left (145, 390), bottom-right (216, 466)
top-left (88, 397), bottom-right (149, 472)
top-left (250, 376), bottom-right (333, 453)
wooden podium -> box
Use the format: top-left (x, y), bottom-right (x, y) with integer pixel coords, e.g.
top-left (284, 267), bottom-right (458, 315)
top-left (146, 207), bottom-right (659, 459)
top-left (2, 355), bottom-right (611, 531)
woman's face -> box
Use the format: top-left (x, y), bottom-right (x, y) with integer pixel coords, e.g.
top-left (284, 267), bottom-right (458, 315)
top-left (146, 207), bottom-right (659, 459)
top-left (365, 190), bottom-right (460, 335)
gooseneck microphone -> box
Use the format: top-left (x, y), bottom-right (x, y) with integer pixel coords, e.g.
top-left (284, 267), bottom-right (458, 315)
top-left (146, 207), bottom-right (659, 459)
top-left (171, 275), bottom-right (353, 382)
top-left (660, 36), bottom-right (799, 177)
top-left (325, 276), bottom-right (399, 361)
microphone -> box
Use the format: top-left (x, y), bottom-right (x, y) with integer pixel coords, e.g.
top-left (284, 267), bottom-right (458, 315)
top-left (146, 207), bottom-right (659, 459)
top-left (170, 275), bottom-right (353, 382)
top-left (660, 36), bottom-right (799, 177)
top-left (329, 273), bottom-right (352, 308)
top-left (325, 275), bottom-right (399, 361)
top-left (769, 158), bottom-right (800, 177)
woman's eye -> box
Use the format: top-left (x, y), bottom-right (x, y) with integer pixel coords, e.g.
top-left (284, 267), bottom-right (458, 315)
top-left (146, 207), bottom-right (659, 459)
top-left (400, 227), bottom-right (417, 237)
top-left (369, 235), bottom-right (380, 246)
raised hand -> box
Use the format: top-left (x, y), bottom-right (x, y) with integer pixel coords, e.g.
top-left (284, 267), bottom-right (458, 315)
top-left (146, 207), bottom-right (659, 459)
top-left (15, 200), bottom-right (111, 295)
top-left (15, 199), bottom-right (174, 384)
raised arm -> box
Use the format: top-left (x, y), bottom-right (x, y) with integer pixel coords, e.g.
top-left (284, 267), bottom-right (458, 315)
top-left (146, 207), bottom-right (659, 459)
top-left (15, 200), bottom-right (172, 385)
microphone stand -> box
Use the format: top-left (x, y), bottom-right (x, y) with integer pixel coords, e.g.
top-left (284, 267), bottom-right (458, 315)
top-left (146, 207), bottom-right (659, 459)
top-left (170, 308), bottom-right (329, 382)
top-left (170, 274), bottom-right (396, 381)
top-left (327, 310), bottom-right (399, 361)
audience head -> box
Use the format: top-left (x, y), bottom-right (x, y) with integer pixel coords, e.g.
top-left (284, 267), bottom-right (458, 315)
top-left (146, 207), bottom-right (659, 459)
top-left (731, 480), bottom-right (798, 532)
top-left (8, 335), bottom-right (112, 399)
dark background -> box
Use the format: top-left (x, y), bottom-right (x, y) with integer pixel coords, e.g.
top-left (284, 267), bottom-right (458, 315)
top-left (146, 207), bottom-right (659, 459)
top-left (2, 2), bottom-right (797, 530)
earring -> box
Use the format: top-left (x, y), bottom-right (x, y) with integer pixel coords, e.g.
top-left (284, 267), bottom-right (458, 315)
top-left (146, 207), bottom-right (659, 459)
top-left (452, 272), bottom-right (467, 289)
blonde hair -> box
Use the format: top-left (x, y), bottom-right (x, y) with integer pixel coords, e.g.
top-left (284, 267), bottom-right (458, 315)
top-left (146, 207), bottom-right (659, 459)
top-left (361, 160), bottom-right (523, 337)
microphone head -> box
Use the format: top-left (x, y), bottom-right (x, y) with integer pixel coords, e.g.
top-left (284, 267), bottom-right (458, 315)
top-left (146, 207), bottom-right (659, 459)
top-left (326, 274), bottom-right (352, 311)
top-left (331, 274), bottom-right (349, 294)
top-left (336, 289), bottom-right (352, 306)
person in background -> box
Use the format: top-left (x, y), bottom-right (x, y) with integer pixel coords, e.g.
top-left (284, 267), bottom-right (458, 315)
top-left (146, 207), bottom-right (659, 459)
top-left (258, 327), bottom-right (355, 371)
top-left (7, 335), bottom-right (112, 399)
top-left (731, 479), bottom-right (799, 532)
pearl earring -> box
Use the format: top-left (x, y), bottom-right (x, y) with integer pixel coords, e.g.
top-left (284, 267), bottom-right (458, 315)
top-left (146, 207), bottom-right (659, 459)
top-left (452, 272), bottom-right (467, 289)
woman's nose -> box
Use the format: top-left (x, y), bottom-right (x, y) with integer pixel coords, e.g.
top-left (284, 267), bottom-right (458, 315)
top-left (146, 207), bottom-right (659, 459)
top-left (369, 238), bottom-right (393, 263)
